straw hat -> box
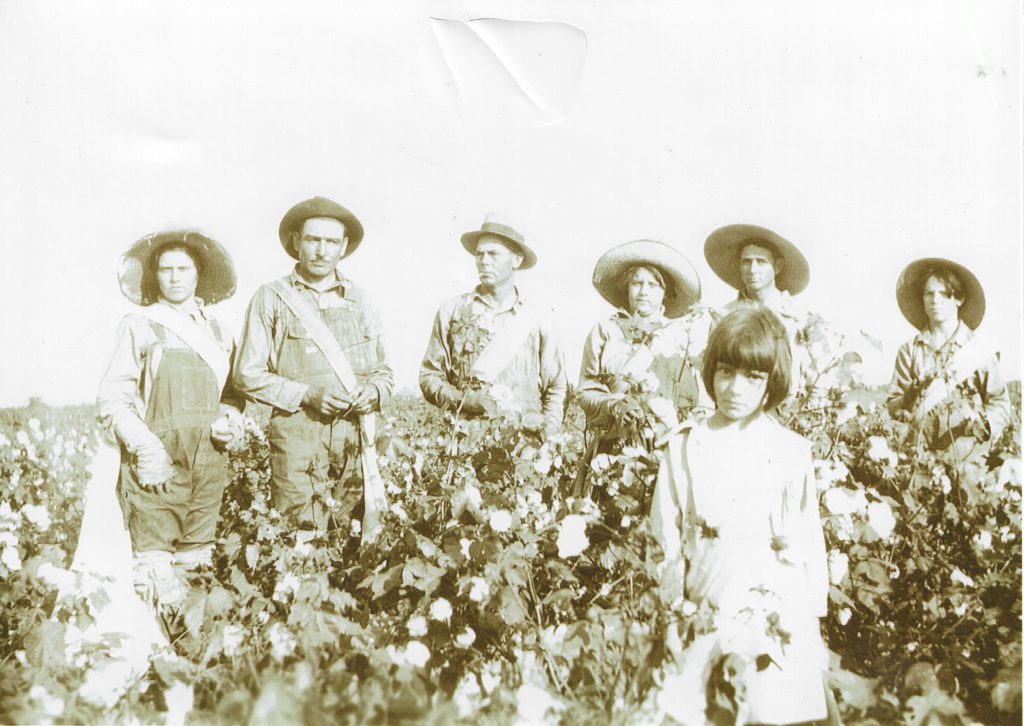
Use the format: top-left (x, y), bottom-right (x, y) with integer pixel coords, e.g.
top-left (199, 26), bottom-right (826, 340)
top-left (278, 196), bottom-right (364, 260)
top-left (896, 257), bottom-right (985, 330)
top-left (118, 229), bottom-right (236, 306)
top-left (704, 223), bottom-right (810, 294)
top-left (460, 216), bottom-right (537, 269)
top-left (592, 240), bottom-right (701, 319)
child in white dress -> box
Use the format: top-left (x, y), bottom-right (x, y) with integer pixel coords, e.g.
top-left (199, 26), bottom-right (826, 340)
top-left (650, 307), bottom-right (832, 725)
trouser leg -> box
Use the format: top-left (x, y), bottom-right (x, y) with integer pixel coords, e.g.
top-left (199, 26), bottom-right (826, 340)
top-left (178, 431), bottom-right (228, 552)
top-left (268, 410), bottom-right (332, 528)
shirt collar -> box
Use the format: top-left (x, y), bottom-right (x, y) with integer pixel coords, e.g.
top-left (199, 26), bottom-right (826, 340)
top-left (913, 320), bottom-right (973, 351)
top-left (289, 267), bottom-right (348, 294)
top-left (156, 297), bottom-right (208, 322)
top-left (472, 285), bottom-right (522, 314)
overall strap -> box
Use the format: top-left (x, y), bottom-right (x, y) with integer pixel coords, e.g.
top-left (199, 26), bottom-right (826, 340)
top-left (134, 304), bottom-right (230, 393)
top-left (468, 305), bottom-right (538, 384)
top-left (266, 279), bottom-right (387, 545)
top-left (267, 279), bottom-right (358, 392)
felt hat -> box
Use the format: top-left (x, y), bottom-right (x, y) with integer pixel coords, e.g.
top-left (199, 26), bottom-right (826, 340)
top-left (118, 229), bottom-right (236, 306)
top-left (896, 257), bottom-right (985, 330)
top-left (704, 223), bottom-right (810, 294)
top-left (278, 196), bottom-right (364, 260)
top-left (460, 216), bottom-right (537, 270)
top-left (592, 240), bottom-right (701, 318)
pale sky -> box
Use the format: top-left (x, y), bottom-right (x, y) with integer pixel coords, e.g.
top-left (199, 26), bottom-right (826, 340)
top-left (1, 0), bottom-right (1020, 407)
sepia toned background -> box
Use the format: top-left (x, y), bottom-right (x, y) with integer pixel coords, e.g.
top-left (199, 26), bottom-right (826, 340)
top-left (1, 0), bottom-right (1019, 407)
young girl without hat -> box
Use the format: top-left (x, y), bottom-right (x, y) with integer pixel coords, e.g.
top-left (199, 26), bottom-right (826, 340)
top-left (650, 307), bottom-right (836, 725)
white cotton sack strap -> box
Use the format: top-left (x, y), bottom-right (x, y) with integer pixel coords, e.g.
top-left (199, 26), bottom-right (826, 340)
top-left (916, 337), bottom-right (997, 421)
top-left (267, 279), bottom-right (387, 544)
top-left (134, 304), bottom-right (230, 394)
top-left (468, 306), bottom-right (538, 384)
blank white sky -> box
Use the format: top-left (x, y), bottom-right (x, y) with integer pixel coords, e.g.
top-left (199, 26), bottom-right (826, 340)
top-left (0, 0), bottom-right (1020, 406)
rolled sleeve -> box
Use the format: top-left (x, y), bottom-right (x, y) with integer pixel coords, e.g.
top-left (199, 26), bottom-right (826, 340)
top-left (232, 285), bottom-right (309, 412)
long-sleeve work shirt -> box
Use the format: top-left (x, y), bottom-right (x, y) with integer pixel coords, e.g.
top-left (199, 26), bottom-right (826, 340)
top-left (97, 302), bottom-right (242, 453)
top-left (887, 323), bottom-right (1010, 447)
top-left (232, 270), bottom-right (393, 412)
top-left (419, 288), bottom-right (566, 428)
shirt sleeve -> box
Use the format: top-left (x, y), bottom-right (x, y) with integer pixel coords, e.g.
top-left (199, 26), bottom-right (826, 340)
top-left (356, 291), bottom-right (394, 410)
top-left (886, 341), bottom-right (916, 418)
top-left (96, 315), bottom-right (164, 454)
top-left (537, 316), bottom-right (567, 428)
top-left (232, 285), bottom-right (309, 412)
top-left (771, 442), bottom-right (829, 619)
top-left (576, 321), bottom-right (618, 427)
top-left (977, 354), bottom-right (1011, 441)
top-left (218, 339), bottom-right (247, 414)
top-left (419, 303), bottom-right (463, 412)
top-left (649, 435), bottom-right (687, 604)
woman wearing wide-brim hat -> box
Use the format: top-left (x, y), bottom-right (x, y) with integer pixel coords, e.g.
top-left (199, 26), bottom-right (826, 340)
top-left (886, 257), bottom-right (1010, 452)
top-left (573, 240), bottom-right (713, 498)
top-left (96, 229), bottom-right (246, 616)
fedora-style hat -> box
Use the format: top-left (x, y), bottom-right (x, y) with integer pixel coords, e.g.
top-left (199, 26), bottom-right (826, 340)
top-left (592, 240), bottom-right (701, 319)
top-left (278, 196), bottom-right (364, 260)
top-left (460, 216), bottom-right (537, 270)
top-left (896, 257), bottom-right (985, 330)
top-left (118, 229), bottom-right (237, 306)
top-left (704, 223), bottom-right (810, 295)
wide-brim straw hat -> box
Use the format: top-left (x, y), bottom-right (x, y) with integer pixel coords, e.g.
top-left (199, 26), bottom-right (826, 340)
top-left (896, 257), bottom-right (985, 330)
top-left (592, 240), bottom-right (701, 319)
top-left (704, 223), bottom-right (810, 294)
top-left (278, 196), bottom-right (364, 260)
top-left (118, 229), bottom-right (237, 306)
top-left (460, 216), bottom-right (537, 270)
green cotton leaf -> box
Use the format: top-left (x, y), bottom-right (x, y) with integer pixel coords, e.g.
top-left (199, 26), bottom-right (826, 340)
top-left (182, 588), bottom-right (208, 641)
top-left (206, 586), bottom-right (235, 618)
top-left (245, 543), bottom-right (260, 570)
top-left (296, 577), bottom-right (324, 605)
top-left (201, 631), bottom-right (223, 666)
top-left (25, 619), bottom-right (66, 669)
top-left (498, 586), bottom-right (528, 626)
top-left (402, 557), bottom-right (446, 595)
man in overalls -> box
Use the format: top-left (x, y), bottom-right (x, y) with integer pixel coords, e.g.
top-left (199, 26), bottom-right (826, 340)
top-left (98, 230), bottom-right (244, 611)
top-left (233, 197), bottom-right (393, 531)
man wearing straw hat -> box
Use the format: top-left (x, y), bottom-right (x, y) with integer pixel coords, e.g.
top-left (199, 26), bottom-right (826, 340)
top-left (233, 196), bottom-right (393, 537)
top-left (887, 257), bottom-right (1010, 453)
top-left (704, 223), bottom-right (846, 402)
top-left (98, 229), bottom-right (244, 610)
top-left (419, 215), bottom-right (566, 435)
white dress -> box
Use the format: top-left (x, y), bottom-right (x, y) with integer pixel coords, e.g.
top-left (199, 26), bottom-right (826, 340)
top-left (650, 416), bottom-right (830, 725)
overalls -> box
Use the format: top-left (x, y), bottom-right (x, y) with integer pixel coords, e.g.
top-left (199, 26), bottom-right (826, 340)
top-left (268, 302), bottom-right (370, 528)
top-left (118, 321), bottom-right (228, 553)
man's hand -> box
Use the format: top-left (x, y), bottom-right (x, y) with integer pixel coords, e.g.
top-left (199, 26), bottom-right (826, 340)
top-left (610, 396), bottom-right (645, 428)
top-left (349, 383), bottom-right (379, 415)
top-left (459, 391), bottom-right (492, 416)
top-left (302, 386), bottom-right (352, 417)
top-left (210, 406), bottom-right (244, 448)
top-left (132, 440), bottom-right (173, 494)
top-left (521, 412), bottom-right (546, 435)
top-left (139, 479), bottom-right (171, 494)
